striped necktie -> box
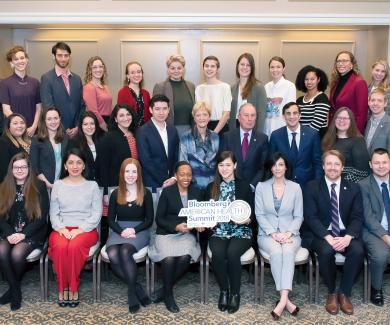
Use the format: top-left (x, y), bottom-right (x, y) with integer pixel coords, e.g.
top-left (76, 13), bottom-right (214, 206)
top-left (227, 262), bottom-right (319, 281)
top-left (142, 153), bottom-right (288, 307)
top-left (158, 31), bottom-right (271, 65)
top-left (330, 183), bottom-right (340, 237)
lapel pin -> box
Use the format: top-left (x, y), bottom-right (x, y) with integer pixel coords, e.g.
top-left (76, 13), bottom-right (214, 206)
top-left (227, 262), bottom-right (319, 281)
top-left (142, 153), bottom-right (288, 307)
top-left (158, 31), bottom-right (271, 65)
top-left (343, 186), bottom-right (347, 190)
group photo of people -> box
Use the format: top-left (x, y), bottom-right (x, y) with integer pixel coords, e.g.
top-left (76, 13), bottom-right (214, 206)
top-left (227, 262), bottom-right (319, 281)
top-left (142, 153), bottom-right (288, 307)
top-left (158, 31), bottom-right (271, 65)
top-left (0, 40), bottom-right (390, 321)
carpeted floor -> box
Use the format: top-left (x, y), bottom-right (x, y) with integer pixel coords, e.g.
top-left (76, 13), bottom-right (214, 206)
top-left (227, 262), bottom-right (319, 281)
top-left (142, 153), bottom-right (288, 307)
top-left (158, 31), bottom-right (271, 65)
top-left (1, 262), bottom-right (390, 324)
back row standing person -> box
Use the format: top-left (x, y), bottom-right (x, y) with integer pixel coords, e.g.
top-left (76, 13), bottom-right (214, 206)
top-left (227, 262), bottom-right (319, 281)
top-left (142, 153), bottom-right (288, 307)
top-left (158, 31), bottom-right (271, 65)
top-left (264, 56), bottom-right (296, 137)
top-left (40, 42), bottom-right (85, 138)
top-left (195, 56), bottom-right (232, 135)
top-left (117, 61), bottom-right (151, 129)
top-left (229, 53), bottom-right (267, 133)
top-left (0, 46), bottom-right (42, 137)
top-left (153, 54), bottom-right (195, 137)
top-left (368, 59), bottom-right (390, 115)
top-left (83, 56), bottom-right (112, 132)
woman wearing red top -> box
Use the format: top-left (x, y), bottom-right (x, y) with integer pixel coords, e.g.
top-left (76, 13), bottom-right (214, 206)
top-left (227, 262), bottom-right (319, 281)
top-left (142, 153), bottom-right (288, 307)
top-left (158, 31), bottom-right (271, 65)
top-left (329, 51), bottom-right (368, 134)
top-left (117, 61), bottom-right (151, 129)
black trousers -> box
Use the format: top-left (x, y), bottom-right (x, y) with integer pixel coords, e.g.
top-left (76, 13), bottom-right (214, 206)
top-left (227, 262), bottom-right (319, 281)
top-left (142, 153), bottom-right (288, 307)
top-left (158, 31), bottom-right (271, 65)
top-left (209, 236), bottom-right (252, 294)
top-left (310, 236), bottom-right (364, 297)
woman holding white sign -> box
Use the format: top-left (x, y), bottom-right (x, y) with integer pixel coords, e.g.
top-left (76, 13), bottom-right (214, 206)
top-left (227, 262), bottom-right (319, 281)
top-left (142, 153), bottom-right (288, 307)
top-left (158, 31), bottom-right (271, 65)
top-left (148, 161), bottom-right (203, 313)
top-left (205, 151), bottom-right (254, 314)
top-left (255, 152), bottom-right (303, 320)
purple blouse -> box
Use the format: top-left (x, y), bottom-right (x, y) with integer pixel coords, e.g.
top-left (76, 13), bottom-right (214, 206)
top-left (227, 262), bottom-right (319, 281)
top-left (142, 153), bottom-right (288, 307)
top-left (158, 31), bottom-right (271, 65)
top-left (0, 73), bottom-right (41, 127)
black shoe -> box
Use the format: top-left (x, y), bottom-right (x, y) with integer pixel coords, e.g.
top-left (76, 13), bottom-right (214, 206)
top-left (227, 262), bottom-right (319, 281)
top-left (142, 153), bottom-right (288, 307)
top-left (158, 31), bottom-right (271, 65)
top-left (0, 289), bottom-right (12, 305)
top-left (128, 303), bottom-right (140, 314)
top-left (10, 287), bottom-right (21, 311)
top-left (135, 283), bottom-right (151, 307)
top-left (164, 295), bottom-right (180, 313)
top-left (151, 288), bottom-right (164, 304)
top-left (218, 290), bottom-right (229, 312)
top-left (370, 287), bottom-right (384, 307)
top-left (69, 292), bottom-right (79, 308)
top-left (227, 293), bottom-right (240, 314)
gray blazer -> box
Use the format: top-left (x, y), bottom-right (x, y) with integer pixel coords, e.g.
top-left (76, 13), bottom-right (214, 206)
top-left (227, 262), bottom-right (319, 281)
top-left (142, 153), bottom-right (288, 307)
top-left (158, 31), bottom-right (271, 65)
top-left (30, 136), bottom-right (68, 184)
top-left (255, 178), bottom-right (303, 236)
top-left (152, 78), bottom-right (195, 125)
top-left (365, 114), bottom-right (390, 154)
top-left (359, 174), bottom-right (387, 239)
top-left (230, 81), bottom-right (267, 133)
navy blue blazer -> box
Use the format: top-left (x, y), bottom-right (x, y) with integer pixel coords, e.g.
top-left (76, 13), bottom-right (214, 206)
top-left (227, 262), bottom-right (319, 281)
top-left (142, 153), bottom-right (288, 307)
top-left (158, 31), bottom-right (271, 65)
top-left (269, 124), bottom-right (322, 188)
top-left (302, 177), bottom-right (363, 249)
top-left (220, 128), bottom-right (268, 187)
top-left (136, 121), bottom-right (179, 189)
top-left (40, 69), bottom-right (85, 129)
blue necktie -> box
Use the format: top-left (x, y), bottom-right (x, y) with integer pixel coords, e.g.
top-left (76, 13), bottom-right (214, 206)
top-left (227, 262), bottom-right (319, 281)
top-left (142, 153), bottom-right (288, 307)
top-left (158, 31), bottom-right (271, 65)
top-left (330, 183), bottom-right (340, 237)
top-left (290, 132), bottom-right (298, 163)
top-left (381, 182), bottom-right (390, 235)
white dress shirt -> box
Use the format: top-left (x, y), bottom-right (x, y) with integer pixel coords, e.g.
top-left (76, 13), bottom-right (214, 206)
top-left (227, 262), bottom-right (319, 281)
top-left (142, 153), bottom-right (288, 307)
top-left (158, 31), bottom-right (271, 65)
top-left (151, 117), bottom-right (168, 156)
top-left (325, 176), bottom-right (346, 231)
top-left (287, 124), bottom-right (301, 150)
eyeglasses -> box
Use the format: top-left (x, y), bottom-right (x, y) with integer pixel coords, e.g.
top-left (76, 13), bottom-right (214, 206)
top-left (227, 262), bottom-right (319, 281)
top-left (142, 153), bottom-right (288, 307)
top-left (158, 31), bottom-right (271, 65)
top-left (13, 165), bottom-right (28, 171)
top-left (336, 59), bottom-right (350, 65)
top-left (335, 117), bottom-right (350, 121)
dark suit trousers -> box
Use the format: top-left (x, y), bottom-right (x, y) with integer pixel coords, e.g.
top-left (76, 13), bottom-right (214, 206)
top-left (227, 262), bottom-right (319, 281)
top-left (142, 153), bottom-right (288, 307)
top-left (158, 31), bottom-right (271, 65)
top-left (311, 236), bottom-right (364, 296)
top-left (363, 231), bottom-right (390, 290)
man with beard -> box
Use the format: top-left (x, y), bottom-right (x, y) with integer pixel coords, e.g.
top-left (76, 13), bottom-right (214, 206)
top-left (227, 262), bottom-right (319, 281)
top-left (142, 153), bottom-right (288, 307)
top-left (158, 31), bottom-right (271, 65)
top-left (41, 42), bottom-right (85, 137)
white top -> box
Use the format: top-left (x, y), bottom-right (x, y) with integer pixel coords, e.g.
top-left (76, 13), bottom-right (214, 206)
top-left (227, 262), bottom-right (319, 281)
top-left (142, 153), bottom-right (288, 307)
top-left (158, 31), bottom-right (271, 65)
top-left (235, 86), bottom-right (247, 119)
top-left (195, 82), bottom-right (232, 121)
top-left (240, 127), bottom-right (252, 145)
top-left (151, 117), bottom-right (168, 156)
top-left (325, 177), bottom-right (346, 231)
top-left (88, 143), bottom-right (97, 160)
top-left (287, 124), bottom-right (301, 149)
top-left (264, 77), bottom-right (296, 137)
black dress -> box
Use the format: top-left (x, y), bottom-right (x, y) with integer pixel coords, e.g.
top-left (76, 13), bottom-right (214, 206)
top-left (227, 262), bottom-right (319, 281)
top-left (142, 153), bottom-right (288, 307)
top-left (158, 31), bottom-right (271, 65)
top-left (0, 136), bottom-right (26, 183)
top-left (0, 181), bottom-right (49, 249)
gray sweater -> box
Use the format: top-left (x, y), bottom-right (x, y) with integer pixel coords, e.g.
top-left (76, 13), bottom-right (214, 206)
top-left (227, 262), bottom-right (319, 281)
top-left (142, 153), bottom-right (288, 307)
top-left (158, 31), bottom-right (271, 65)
top-left (50, 180), bottom-right (102, 232)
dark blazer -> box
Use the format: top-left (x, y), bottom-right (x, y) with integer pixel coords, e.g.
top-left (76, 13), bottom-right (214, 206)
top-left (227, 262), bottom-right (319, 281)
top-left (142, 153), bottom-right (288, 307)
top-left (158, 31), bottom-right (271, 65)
top-left (359, 175), bottom-right (387, 239)
top-left (229, 82), bottom-right (267, 132)
top-left (302, 177), bottom-right (363, 249)
top-left (153, 79), bottom-right (195, 125)
top-left (99, 129), bottom-right (134, 188)
top-left (329, 73), bottom-right (368, 134)
top-left (0, 180), bottom-right (49, 246)
top-left (67, 135), bottom-right (102, 184)
top-left (0, 136), bottom-right (27, 183)
top-left (220, 128), bottom-right (268, 187)
top-left (365, 114), bottom-right (390, 154)
top-left (29, 136), bottom-right (69, 184)
top-left (269, 124), bottom-right (323, 188)
top-left (136, 120), bottom-right (179, 189)
top-left (155, 184), bottom-right (204, 235)
top-left (40, 68), bottom-right (85, 129)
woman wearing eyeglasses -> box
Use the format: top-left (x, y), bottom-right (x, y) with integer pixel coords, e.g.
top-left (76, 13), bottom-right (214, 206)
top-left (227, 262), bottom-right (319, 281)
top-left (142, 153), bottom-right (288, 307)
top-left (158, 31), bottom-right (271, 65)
top-left (329, 51), bottom-right (368, 134)
top-left (322, 107), bottom-right (370, 183)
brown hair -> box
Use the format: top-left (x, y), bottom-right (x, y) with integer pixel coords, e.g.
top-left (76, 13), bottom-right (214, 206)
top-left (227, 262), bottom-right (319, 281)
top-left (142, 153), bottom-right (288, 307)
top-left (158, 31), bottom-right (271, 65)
top-left (117, 158), bottom-right (145, 206)
top-left (268, 56), bottom-right (286, 68)
top-left (321, 107), bottom-right (362, 151)
top-left (330, 51), bottom-right (360, 90)
top-left (6, 45), bottom-right (28, 62)
top-left (369, 88), bottom-right (388, 101)
top-left (37, 107), bottom-right (65, 143)
top-left (322, 149), bottom-right (345, 166)
top-left (4, 114), bottom-right (31, 148)
top-left (123, 61), bottom-right (144, 88)
top-left (211, 151), bottom-right (237, 200)
top-left (236, 53), bottom-right (260, 99)
top-left (203, 56), bottom-right (220, 68)
top-left (84, 56), bottom-right (108, 85)
top-left (0, 152), bottom-right (42, 221)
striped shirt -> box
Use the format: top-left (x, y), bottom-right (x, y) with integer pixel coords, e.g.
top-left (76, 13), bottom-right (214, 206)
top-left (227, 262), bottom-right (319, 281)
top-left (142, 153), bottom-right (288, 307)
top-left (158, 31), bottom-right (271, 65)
top-left (296, 92), bottom-right (330, 131)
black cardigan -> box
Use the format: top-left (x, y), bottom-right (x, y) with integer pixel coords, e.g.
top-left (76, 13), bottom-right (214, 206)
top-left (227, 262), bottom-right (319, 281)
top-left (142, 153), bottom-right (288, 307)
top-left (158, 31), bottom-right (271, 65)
top-left (0, 136), bottom-right (26, 183)
top-left (155, 184), bottom-right (204, 235)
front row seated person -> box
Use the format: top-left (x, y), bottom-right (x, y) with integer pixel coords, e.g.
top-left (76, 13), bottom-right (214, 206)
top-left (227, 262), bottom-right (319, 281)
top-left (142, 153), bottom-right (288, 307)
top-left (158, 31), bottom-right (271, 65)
top-left (106, 158), bottom-right (154, 313)
top-left (359, 148), bottom-right (390, 306)
top-left (255, 152), bottom-right (303, 320)
top-left (148, 161), bottom-right (203, 313)
top-left (302, 149), bottom-right (364, 315)
top-left (49, 148), bottom-right (102, 308)
top-left (205, 151), bottom-right (254, 314)
top-left (0, 152), bottom-right (49, 311)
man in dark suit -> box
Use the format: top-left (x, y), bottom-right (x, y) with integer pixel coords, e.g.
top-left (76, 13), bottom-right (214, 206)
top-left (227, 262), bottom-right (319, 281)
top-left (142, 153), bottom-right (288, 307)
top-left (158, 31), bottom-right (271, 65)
top-left (303, 150), bottom-right (364, 315)
top-left (269, 102), bottom-right (322, 188)
top-left (360, 148), bottom-right (390, 306)
top-left (40, 42), bottom-right (85, 137)
top-left (220, 103), bottom-right (268, 190)
top-left (365, 88), bottom-right (390, 154)
top-left (136, 94), bottom-right (179, 192)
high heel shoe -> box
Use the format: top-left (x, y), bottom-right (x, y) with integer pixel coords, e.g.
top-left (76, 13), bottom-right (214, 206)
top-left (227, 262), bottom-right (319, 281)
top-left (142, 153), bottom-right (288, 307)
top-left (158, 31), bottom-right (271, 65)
top-left (270, 310), bottom-right (281, 320)
top-left (135, 283), bottom-right (151, 307)
top-left (164, 295), bottom-right (180, 313)
top-left (289, 306), bottom-right (300, 316)
top-left (218, 290), bottom-right (229, 312)
top-left (227, 294), bottom-right (240, 314)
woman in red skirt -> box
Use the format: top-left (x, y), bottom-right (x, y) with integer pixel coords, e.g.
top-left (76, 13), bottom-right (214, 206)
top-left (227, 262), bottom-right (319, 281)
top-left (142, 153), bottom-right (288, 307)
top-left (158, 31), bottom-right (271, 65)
top-left (49, 148), bottom-right (102, 307)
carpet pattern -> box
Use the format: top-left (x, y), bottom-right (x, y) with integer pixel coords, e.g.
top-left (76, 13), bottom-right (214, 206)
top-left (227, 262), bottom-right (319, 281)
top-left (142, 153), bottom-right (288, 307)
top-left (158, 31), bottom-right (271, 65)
top-left (1, 262), bottom-right (390, 324)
